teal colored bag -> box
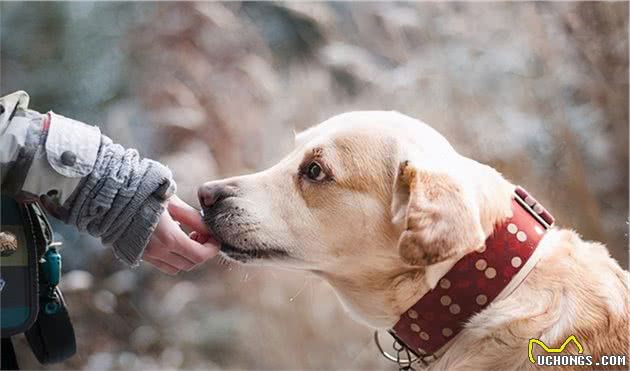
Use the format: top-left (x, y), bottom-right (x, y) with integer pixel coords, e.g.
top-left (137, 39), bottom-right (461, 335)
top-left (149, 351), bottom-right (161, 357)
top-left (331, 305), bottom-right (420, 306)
top-left (1, 195), bottom-right (76, 366)
top-left (0, 195), bottom-right (40, 337)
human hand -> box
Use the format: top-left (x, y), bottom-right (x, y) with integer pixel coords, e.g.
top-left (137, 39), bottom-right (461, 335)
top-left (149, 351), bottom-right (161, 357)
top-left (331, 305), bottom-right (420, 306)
top-left (143, 195), bottom-right (219, 275)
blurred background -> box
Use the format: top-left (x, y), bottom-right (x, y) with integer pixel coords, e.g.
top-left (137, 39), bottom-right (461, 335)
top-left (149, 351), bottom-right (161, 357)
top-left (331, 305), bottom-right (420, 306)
top-left (1, 2), bottom-right (628, 370)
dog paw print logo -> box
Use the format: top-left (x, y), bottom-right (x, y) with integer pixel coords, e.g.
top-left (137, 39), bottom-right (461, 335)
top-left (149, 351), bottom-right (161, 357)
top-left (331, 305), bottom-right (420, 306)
top-left (528, 335), bottom-right (584, 364)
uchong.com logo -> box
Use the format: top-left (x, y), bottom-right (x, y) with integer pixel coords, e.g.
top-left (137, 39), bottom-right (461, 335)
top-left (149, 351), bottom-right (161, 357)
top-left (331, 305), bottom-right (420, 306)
top-left (528, 335), bottom-right (627, 367)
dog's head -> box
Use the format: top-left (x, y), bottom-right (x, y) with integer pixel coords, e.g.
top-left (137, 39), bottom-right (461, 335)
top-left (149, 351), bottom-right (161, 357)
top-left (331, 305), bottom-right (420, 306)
top-left (199, 111), bottom-right (512, 326)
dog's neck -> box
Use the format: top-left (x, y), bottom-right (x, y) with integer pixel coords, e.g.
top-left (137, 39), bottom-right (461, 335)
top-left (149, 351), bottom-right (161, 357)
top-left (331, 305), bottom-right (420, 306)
top-left (392, 186), bottom-right (554, 356)
top-left (325, 161), bottom-right (517, 329)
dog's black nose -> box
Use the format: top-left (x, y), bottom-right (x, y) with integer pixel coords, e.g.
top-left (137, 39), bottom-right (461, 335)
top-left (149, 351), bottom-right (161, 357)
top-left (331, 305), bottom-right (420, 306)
top-left (198, 182), bottom-right (237, 208)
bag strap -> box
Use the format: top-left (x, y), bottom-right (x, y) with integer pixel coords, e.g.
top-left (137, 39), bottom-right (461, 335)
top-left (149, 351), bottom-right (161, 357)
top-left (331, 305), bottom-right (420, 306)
top-left (23, 202), bottom-right (77, 364)
top-left (1, 337), bottom-right (19, 370)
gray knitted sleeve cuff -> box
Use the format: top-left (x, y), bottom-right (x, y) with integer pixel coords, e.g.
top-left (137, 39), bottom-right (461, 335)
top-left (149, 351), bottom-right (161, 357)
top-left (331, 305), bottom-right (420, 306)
top-left (63, 134), bottom-right (176, 266)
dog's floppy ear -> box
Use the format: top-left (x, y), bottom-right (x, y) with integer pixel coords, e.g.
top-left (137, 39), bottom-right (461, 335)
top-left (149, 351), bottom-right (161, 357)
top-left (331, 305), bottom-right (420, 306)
top-left (391, 159), bottom-right (486, 266)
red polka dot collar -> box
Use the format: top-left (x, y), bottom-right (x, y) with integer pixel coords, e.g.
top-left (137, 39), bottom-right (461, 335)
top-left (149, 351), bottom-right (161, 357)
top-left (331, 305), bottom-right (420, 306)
top-left (390, 186), bottom-right (555, 361)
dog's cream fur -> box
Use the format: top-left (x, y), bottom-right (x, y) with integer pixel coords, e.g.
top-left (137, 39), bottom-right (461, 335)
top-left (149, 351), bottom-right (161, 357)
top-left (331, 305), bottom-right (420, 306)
top-left (200, 111), bottom-right (629, 370)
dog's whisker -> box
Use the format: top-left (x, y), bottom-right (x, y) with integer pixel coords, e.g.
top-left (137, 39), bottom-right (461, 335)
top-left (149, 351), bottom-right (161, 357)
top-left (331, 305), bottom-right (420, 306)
top-left (288, 279), bottom-right (310, 302)
top-left (240, 272), bottom-right (250, 282)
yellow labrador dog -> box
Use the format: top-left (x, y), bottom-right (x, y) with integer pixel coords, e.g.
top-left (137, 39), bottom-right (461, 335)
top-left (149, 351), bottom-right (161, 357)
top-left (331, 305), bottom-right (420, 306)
top-left (198, 111), bottom-right (629, 370)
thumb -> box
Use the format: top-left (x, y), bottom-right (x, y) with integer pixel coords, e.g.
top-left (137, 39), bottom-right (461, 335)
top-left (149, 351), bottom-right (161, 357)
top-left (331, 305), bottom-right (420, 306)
top-left (167, 195), bottom-right (210, 234)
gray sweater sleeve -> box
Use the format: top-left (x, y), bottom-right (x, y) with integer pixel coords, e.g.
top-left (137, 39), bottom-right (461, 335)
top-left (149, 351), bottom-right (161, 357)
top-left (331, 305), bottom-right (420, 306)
top-left (63, 134), bottom-right (175, 266)
top-left (0, 91), bottom-right (175, 266)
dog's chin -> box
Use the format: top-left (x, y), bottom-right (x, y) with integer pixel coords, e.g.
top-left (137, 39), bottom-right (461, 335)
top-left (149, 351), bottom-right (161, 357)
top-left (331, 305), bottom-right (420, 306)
top-left (219, 242), bottom-right (257, 263)
top-left (218, 241), bottom-right (291, 264)
top-left (202, 209), bottom-right (292, 264)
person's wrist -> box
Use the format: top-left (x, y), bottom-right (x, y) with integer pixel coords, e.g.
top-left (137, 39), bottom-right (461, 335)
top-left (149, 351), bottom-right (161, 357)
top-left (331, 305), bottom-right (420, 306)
top-left (111, 194), bottom-right (167, 266)
top-left (108, 160), bottom-right (176, 266)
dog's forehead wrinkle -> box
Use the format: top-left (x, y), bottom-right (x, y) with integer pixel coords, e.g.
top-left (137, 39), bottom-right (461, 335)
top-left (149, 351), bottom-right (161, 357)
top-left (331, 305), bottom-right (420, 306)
top-left (292, 135), bottom-right (335, 163)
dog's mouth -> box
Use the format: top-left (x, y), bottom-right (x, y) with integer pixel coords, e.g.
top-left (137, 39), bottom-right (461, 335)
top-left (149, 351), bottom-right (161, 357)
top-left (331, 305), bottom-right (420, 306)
top-left (220, 242), bottom-right (290, 263)
top-left (201, 207), bottom-right (290, 263)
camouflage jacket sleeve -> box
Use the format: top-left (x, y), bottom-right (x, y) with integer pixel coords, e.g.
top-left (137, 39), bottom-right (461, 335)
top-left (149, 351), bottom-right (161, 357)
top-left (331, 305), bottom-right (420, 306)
top-left (0, 91), bottom-right (176, 266)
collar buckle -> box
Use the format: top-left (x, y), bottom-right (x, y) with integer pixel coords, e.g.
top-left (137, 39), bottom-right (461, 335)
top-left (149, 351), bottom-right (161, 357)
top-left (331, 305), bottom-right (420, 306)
top-left (374, 331), bottom-right (436, 370)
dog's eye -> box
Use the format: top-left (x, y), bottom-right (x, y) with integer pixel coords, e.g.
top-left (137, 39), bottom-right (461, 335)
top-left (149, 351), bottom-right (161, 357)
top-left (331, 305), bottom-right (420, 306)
top-left (305, 162), bottom-right (326, 182)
